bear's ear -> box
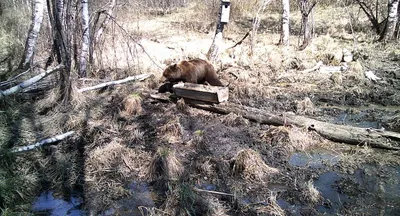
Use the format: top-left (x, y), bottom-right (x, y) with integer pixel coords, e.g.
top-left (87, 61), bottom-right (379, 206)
top-left (171, 64), bottom-right (177, 69)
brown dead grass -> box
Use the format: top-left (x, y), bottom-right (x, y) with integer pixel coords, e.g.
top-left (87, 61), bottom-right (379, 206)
top-left (148, 147), bottom-right (184, 181)
top-left (261, 126), bottom-right (320, 154)
top-left (121, 93), bottom-right (143, 116)
top-left (305, 180), bottom-right (322, 204)
top-left (232, 149), bottom-right (279, 182)
top-left (221, 112), bottom-right (250, 127)
top-left (295, 97), bottom-right (315, 115)
top-left (159, 117), bottom-right (183, 143)
top-left (85, 141), bottom-right (151, 211)
top-left (253, 192), bottom-right (285, 216)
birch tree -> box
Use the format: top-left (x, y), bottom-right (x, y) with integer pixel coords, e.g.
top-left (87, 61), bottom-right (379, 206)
top-left (250, 0), bottom-right (271, 56)
top-left (18, 0), bottom-right (45, 69)
top-left (207, 0), bottom-right (226, 62)
top-left (379, 0), bottom-right (399, 41)
top-left (279, 0), bottom-right (290, 45)
top-left (298, 0), bottom-right (317, 50)
top-left (80, 0), bottom-right (89, 77)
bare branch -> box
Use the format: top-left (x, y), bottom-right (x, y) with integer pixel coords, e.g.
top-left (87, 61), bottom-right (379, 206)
top-left (0, 65), bottom-right (65, 99)
top-left (77, 73), bottom-right (152, 92)
top-left (11, 131), bottom-right (75, 153)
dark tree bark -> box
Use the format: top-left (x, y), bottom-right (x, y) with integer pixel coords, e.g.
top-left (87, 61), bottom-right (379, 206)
top-left (47, 0), bottom-right (72, 103)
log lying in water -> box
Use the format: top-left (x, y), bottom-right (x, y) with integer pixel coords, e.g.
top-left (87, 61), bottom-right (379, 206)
top-left (186, 102), bottom-right (400, 151)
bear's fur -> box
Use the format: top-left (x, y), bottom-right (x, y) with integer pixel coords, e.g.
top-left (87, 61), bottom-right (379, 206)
top-left (162, 58), bottom-right (223, 86)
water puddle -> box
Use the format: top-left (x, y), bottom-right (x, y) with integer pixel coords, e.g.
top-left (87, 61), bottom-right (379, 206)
top-left (314, 172), bottom-right (349, 214)
top-left (288, 150), bottom-right (339, 169)
top-left (288, 148), bottom-right (400, 214)
top-left (102, 181), bottom-right (157, 215)
top-left (32, 191), bottom-right (83, 216)
top-left (333, 111), bottom-right (380, 128)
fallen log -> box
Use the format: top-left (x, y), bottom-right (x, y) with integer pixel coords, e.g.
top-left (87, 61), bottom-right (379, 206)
top-left (186, 102), bottom-right (400, 150)
top-left (77, 73), bottom-right (152, 93)
top-left (0, 64), bottom-right (65, 99)
top-left (11, 131), bottom-right (75, 153)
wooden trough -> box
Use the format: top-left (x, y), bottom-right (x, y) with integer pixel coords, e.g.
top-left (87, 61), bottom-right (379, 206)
top-left (172, 82), bottom-right (229, 104)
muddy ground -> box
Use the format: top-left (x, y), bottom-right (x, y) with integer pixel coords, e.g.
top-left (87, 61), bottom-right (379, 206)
top-left (2, 3), bottom-right (400, 216)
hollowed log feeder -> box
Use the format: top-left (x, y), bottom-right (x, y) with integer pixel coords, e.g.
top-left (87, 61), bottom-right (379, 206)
top-left (172, 82), bottom-right (229, 104)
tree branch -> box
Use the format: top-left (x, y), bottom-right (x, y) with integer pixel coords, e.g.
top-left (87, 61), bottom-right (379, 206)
top-left (11, 131), bottom-right (75, 153)
top-left (0, 64), bottom-right (65, 99)
top-left (77, 73), bottom-right (152, 92)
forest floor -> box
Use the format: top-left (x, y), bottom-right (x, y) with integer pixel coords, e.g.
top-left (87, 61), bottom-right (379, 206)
top-left (1, 3), bottom-right (400, 216)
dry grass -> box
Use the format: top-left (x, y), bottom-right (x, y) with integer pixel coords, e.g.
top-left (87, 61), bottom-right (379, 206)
top-left (148, 147), bottom-right (184, 181)
top-left (253, 192), bottom-right (285, 216)
top-left (221, 112), bottom-right (250, 127)
top-left (232, 149), bottom-right (279, 182)
top-left (295, 97), bottom-right (315, 115)
top-left (159, 117), bottom-right (183, 143)
top-left (305, 180), bottom-right (322, 204)
top-left (261, 126), bottom-right (319, 153)
top-left (121, 93), bottom-right (143, 116)
top-left (85, 141), bottom-right (151, 211)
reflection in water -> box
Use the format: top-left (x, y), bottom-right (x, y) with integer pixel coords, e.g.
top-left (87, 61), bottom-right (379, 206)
top-left (289, 151), bottom-right (339, 169)
top-left (32, 191), bottom-right (83, 216)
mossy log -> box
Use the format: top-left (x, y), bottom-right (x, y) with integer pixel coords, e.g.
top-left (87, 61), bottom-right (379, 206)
top-left (187, 102), bottom-right (400, 151)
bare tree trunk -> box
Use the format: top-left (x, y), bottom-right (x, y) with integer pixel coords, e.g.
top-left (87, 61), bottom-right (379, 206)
top-left (90, 0), bottom-right (117, 64)
top-left (79, 0), bottom-right (89, 77)
top-left (379, 0), bottom-right (399, 41)
top-left (298, 0), bottom-right (317, 50)
top-left (207, 0), bottom-right (225, 63)
top-left (279, 0), bottom-right (290, 45)
top-left (18, 0), bottom-right (45, 69)
top-left (48, 0), bottom-right (72, 103)
top-left (250, 0), bottom-right (271, 56)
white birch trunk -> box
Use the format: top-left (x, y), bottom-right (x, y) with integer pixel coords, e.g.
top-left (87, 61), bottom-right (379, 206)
top-left (207, 0), bottom-right (225, 62)
top-left (386, 0), bottom-right (399, 40)
top-left (280, 0), bottom-right (290, 45)
top-left (19, 0), bottom-right (45, 69)
top-left (11, 131), bottom-right (75, 153)
top-left (94, 0), bottom-right (116, 43)
top-left (80, 0), bottom-right (90, 77)
top-left (0, 65), bottom-right (65, 99)
top-left (77, 74), bottom-right (151, 93)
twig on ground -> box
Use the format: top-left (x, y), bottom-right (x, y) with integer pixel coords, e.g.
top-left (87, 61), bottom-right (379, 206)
top-left (77, 74), bottom-right (152, 93)
top-left (193, 187), bottom-right (234, 196)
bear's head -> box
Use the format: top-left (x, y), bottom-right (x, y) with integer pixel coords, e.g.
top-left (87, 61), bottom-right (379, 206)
top-left (162, 63), bottom-right (182, 82)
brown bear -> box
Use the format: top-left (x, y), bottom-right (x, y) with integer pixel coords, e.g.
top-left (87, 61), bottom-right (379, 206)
top-left (162, 58), bottom-right (224, 86)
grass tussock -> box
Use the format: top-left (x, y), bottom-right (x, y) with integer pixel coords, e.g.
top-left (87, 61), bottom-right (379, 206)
top-left (294, 97), bottom-right (315, 115)
top-left (253, 192), bottom-right (285, 216)
top-left (261, 126), bottom-right (319, 153)
top-left (221, 112), bottom-right (250, 127)
top-left (159, 117), bottom-right (183, 143)
top-left (304, 180), bottom-right (322, 204)
top-left (232, 149), bottom-right (279, 182)
top-left (85, 141), bottom-right (151, 211)
top-left (148, 147), bottom-right (184, 181)
top-left (121, 93), bottom-right (143, 116)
